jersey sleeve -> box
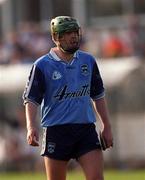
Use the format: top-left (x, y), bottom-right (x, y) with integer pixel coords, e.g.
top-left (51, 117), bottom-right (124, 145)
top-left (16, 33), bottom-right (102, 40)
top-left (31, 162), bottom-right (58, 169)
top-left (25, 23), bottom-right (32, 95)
top-left (23, 64), bottom-right (45, 105)
top-left (90, 60), bottom-right (105, 100)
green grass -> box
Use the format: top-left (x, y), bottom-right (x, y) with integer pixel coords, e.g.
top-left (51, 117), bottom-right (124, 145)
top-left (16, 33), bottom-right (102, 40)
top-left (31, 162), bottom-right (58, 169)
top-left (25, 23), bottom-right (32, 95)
top-left (104, 170), bottom-right (145, 180)
top-left (0, 170), bottom-right (145, 180)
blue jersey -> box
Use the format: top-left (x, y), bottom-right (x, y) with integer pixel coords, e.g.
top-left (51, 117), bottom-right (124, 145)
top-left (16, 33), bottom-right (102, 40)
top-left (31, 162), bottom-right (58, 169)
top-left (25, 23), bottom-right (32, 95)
top-left (23, 49), bottom-right (105, 127)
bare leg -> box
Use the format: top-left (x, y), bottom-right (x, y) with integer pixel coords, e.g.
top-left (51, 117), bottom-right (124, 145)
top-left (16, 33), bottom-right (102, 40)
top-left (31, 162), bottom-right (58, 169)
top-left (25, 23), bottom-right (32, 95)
top-left (78, 150), bottom-right (104, 180)
top-left (44, 157), bottom-right (68, 180)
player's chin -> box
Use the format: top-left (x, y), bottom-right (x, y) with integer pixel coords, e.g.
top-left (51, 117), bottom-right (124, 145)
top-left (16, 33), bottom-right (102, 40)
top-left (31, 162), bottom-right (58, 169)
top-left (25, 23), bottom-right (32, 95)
top-left (64, 45), bottom-right (79, 54)
top-left (70, 44), bottom-right (80, 51)
top-left (68, 47), bottom-right (79, 54)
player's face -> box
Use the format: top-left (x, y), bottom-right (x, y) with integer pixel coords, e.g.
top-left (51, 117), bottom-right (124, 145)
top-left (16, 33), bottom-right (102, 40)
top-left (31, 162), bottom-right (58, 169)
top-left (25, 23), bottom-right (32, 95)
top-left (58, 30), bottom-right (81, 54)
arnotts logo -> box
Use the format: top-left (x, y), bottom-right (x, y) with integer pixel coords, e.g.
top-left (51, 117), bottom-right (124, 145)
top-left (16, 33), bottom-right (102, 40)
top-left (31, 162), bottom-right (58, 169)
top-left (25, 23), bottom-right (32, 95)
top-left (54, 84), bottom-right (90, 100)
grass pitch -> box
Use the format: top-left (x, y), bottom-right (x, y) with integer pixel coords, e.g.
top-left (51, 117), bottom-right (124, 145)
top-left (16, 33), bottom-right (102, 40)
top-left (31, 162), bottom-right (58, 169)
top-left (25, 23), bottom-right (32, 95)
top-left (0, 170), bottom-right (144, 180)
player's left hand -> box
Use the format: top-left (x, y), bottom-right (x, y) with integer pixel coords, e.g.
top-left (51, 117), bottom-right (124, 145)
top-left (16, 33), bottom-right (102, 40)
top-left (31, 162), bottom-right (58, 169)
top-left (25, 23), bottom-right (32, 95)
top-left (101, 125), bottom-right (113, 149)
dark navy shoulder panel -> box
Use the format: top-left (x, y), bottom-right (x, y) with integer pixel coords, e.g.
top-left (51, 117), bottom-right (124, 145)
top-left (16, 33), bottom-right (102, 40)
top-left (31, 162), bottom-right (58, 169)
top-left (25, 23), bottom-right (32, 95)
top-left (23, 63), bottom-right (46, 105)
top-left (90, 60), bottom-right (105, 99)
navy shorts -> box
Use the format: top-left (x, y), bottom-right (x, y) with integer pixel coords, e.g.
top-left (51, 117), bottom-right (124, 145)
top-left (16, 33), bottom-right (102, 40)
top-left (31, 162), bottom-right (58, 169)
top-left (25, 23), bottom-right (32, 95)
top-left (40, 123), bottom-right (101, 161)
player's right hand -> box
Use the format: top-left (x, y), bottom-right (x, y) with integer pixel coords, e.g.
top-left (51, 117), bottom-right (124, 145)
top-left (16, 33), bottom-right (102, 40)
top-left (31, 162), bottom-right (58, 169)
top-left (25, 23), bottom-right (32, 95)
top-left (27, 128), bottom-right (39, 146)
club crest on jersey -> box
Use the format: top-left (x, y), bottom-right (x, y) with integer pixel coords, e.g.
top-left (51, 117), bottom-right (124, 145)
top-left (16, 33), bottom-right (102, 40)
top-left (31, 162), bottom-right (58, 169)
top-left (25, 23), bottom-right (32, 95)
top-left (52, 71), bottom-right (62, 80)
top-left (81, 64), bottom-right (89, 75)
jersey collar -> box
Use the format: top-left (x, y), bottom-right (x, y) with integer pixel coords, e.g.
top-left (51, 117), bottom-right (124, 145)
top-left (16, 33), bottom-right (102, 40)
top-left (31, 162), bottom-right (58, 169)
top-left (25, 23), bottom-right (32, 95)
top-left (49, 48), bottom-right (78, 63)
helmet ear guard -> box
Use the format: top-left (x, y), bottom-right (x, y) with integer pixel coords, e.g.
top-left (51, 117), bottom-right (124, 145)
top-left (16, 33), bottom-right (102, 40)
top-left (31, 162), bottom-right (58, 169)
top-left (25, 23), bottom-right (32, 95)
top-left (51, 32), bottom-right (59, 42)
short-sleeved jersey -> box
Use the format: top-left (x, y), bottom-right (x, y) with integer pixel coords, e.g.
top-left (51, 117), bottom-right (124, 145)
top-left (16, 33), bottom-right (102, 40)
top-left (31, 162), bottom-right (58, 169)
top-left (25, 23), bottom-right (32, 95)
top-left (23, 49), bottom-right (105, 127)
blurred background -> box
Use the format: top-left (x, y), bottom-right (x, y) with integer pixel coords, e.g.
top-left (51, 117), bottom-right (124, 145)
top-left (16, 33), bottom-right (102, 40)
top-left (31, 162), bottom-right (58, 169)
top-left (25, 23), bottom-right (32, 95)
top-left (0, 0), bottom-right (145, 173)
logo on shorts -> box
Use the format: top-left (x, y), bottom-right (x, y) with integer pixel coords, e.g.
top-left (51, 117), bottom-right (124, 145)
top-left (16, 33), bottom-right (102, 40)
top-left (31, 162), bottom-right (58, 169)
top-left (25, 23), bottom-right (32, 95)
top-left (47, 142), bottom-right (56, 154)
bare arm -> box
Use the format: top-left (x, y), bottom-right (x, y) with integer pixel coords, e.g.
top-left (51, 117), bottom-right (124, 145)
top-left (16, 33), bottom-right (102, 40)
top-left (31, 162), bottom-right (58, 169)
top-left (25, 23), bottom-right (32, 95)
top-left (25, 102), bottom-right (39, 146)
top-left (94, 97), bottom-right (113, 149)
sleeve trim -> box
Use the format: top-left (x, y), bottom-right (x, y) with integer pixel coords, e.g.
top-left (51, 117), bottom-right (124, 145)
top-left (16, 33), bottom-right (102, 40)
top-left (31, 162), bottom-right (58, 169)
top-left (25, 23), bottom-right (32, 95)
top-left (25, 65), bottom-right (36, 99)
top-left (23, 98), bottom-right (40, 106)
top-left (91, 91), bottom-right (105, 100)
